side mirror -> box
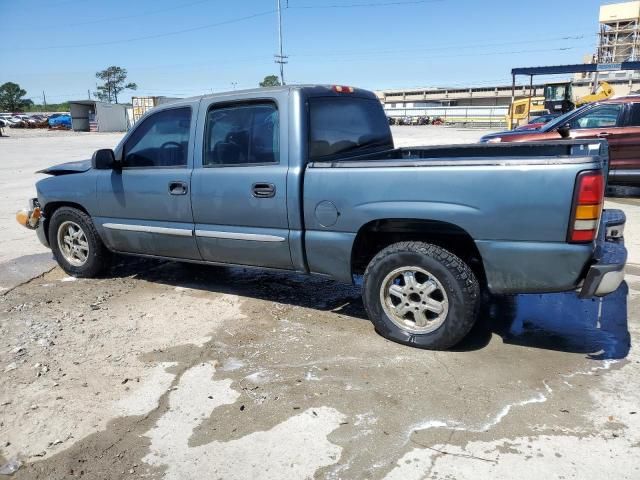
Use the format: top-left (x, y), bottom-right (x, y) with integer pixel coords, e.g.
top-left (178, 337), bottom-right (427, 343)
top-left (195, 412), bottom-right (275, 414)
top-left (91, 149), bottom-right (118, 170)
top-left (557, 123), bottom-right (571, 139)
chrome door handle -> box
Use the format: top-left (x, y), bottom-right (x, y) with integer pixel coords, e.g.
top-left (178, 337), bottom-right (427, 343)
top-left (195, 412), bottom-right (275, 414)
top-left (597, 132), bottom-right (611, 138)
top-left (169, 181), bottom-right (188, 195)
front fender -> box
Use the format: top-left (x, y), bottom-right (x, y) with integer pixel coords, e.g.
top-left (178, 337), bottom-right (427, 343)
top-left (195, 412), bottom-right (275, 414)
top-left (36, 171), bottom-right (99, 217)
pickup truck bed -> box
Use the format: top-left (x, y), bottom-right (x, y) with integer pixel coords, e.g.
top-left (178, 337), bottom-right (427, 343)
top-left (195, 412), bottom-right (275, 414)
top-left (304, 141), bottom-right (610, 294)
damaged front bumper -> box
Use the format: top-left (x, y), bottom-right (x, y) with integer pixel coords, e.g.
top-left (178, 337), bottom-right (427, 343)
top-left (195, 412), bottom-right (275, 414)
top-left (578, 209), bottom-right (627, 298)
top-left (16, 198), bottom-right (49, 248)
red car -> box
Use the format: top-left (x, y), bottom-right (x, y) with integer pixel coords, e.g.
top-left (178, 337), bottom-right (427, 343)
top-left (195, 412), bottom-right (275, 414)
top-left (481, 97), bottom-right (640, 186)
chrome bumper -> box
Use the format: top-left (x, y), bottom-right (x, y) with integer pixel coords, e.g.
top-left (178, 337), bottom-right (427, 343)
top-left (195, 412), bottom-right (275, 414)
top-left (578, 209), bottom-right (627, 298)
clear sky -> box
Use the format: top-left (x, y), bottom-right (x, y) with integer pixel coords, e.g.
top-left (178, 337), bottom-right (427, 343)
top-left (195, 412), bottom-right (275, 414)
top-left (0, 0), bottom-right (610, 104)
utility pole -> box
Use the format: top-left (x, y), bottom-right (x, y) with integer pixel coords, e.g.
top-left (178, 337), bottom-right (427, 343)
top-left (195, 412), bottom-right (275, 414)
top-left (274, 0), bottom-right (288, 85)
top-left (88, 89), bottom-right (91, 100)
top-left (231, 82), bottom-right (238, 90)
top-left (42, 91), bottom-right (47, 112)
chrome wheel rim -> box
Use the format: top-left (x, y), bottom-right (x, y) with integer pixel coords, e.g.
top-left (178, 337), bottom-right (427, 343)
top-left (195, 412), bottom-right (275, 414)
top-left (379, 266), bottom-right (449, 334)
top-left (57, 221), bottom-right (89, 267)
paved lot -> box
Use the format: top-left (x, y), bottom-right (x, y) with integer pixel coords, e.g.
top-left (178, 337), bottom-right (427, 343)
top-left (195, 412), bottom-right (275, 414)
top-left (0, 127), bottom-right (639, 479)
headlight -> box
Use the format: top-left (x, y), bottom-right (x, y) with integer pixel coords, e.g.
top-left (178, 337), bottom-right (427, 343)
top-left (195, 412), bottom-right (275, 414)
top-left (486, 137), bottom-right (502, 143)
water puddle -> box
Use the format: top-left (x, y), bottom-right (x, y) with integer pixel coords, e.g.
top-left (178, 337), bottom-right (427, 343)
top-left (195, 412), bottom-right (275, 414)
top-left (492, 283), bottom-right (630, 359)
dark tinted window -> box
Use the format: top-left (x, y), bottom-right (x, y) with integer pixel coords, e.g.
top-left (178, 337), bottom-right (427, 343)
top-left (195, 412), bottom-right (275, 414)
top-left (568, 104), bottom-right (622, 129)
top-left (204, 103), bottom-right (279, 166)
top-left (124, 107), bottom-right (191, 168)
top-left (309, 97), bottom-right (393, 161)
top-left (628, 103), bottom-right (640, 126)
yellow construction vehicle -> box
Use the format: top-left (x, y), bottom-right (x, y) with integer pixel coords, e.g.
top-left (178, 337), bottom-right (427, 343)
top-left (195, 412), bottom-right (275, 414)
top-left (575, 81), bottom-right (615, 107)
top-left (506, 96), bottom-right (548, 130)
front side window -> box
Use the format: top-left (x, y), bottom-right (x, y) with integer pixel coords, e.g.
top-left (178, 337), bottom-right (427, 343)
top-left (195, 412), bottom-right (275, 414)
top-left (569, 104), bottom-right (622, 129)
top-left (123, 107), bottom-right (191, 168)
top-left (203, 103), bottom-right (279, 166)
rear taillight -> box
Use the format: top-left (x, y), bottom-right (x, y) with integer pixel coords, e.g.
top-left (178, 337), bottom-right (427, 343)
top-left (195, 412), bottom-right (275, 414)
top-left (568, 171), bottom-right (604, 243)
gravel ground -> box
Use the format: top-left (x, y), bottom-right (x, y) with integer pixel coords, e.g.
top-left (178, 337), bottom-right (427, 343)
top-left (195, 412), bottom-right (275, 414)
top-left (0, 126), bottom-right (639, 479)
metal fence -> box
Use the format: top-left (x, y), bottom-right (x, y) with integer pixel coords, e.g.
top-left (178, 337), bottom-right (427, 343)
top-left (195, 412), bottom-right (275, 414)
top-left (385, 105), bottom-right (508, 128)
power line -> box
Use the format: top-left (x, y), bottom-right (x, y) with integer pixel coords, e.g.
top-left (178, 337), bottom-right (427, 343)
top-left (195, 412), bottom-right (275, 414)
top-left (288, 33), bottom-right (593, 58)
top-left (1, 9), bottom-right (276, 51)
top-left (9, 30), bottom-right (592, 77)
top-left (69, 0), bottom-right (215, 26)
top-left (288, 0), bottom-right (444, 8)
top-left (294, 45), bottom-right (591, 65)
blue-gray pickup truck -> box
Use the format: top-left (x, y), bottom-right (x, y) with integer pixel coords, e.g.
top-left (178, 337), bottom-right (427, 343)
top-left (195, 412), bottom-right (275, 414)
top-left (17, 85), bottom-right (627, 349)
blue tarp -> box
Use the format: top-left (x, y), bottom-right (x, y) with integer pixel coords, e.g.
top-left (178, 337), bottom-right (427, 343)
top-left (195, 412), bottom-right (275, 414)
top-left (48, 114), bottom-right (72, 128)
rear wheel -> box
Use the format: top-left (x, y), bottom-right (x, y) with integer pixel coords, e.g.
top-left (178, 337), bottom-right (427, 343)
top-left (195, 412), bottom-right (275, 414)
top-left (49, 207), bottom-right (109, 277)
top-left (363, 241), bottom-right (480, 350)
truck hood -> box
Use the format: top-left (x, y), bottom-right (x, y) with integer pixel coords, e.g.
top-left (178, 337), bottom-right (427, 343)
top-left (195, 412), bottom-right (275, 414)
top-left (37, 159), bottom-right (92, 176)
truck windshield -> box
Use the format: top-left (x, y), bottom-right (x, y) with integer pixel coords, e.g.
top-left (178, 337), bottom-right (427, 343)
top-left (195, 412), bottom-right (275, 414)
top-left (309, 96), bottom-right (393, 161)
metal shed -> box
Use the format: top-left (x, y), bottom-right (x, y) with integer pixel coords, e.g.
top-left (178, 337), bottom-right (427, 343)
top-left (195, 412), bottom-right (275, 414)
top-left (68, 100), bottom-right (129, 132)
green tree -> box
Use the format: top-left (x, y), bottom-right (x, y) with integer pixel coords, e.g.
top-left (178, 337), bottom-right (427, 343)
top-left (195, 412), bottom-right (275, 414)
top-left (259, 75), bottom-right (281, 87)
top-left (94, 66), bottom-right (137, 104)
top-left (0, 82), bottom-right (30, 111)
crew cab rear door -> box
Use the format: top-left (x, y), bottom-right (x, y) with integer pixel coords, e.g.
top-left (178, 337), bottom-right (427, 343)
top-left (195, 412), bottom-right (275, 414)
top-left (95, 103), bottom-right (201, 260)
top-left (190, 91), bottom-right (293, 269)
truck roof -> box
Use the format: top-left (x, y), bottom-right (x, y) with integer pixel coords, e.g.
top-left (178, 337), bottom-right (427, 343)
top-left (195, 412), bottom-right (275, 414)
top-left (165, 84), bottom-right (379, 107)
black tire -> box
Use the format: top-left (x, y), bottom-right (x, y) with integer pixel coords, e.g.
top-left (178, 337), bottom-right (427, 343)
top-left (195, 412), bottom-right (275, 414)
top-left (362, 241), bottom-right (480, 350)
top-left (49, 207), bottom-right (110, 277)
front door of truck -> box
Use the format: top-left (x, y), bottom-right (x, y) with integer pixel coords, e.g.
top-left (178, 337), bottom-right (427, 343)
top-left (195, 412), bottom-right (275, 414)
top-left (95, 105), bottom-right (201, 260)
top-left (191, 94), bottom-right (293, 270)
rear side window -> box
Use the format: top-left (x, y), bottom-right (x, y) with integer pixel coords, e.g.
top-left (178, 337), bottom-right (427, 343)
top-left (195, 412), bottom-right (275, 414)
top-left (123, 107), bottom-right (191, 168)
top-left (204, 103), bottom-right (279, 166)
top-left (309, 97), bottom-right (393, 161)
top-left (627, 103), bottom-right (640, 126)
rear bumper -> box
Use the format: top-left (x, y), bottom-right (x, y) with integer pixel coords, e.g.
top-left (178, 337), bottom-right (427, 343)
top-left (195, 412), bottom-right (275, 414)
top-left (608, 168), bottom-right (640, 187)
top-left (578, 209), bottom-right (627, 298)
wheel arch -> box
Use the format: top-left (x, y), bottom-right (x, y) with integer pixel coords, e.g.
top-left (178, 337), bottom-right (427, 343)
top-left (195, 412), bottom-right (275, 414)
top-left (42, 201), bottom-right (91, 244)
top-left (351, 218), bottom-right (487, 288)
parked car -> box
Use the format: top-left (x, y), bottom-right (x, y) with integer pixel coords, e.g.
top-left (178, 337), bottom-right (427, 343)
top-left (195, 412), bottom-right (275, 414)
top-left (515, 113), bottom-right (560, 131)
top-left (480, 96), bottom-right (640, 186)
top-left (3, 116), bottom-right (23, 127)
top-left (16, 85), bottom-right (627, 350)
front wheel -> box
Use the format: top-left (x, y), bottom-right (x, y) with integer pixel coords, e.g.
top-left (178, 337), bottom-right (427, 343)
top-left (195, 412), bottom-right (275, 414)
top-left (362, 241), bottom-right (480, 350)
top-left (49, 207), bottom-right (110, 277)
